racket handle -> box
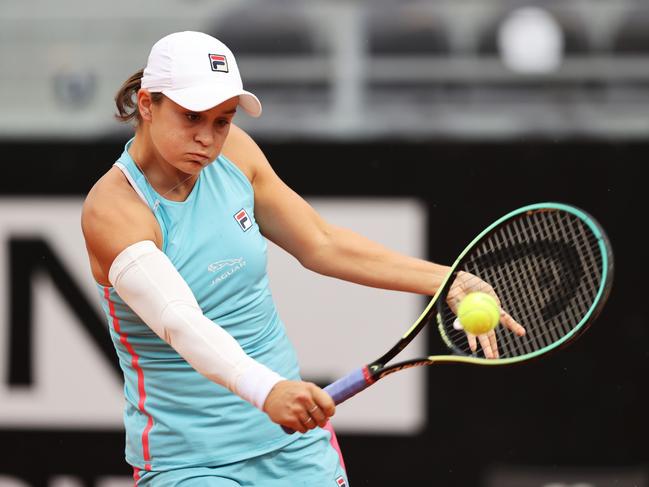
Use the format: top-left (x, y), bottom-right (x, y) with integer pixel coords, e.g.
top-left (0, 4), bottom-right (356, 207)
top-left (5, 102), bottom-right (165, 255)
top-left (281, 366), bottom-right (373, 435)
top-left (324, 366), bottom-right (373, 405)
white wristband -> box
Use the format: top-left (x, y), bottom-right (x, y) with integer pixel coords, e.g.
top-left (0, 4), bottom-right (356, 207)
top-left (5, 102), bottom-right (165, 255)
top-left (236, 362), bottom-right (285, 411)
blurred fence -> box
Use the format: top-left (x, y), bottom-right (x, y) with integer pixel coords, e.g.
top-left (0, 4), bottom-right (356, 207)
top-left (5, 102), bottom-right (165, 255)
top-left (3, 0), bottom-right (649, 140)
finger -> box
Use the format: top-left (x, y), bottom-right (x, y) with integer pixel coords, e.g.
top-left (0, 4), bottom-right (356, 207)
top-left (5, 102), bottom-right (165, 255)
top-left (447, 291), bottom-right (462, 311)
top-left (291, 389), bottom-right (316, 433)
top-left (447, 278), bottom-right (467, 309)
top-left (309, 383), bottom-right (336, 418)
top-left (467, 332), bottom-right (477, 353)
top-left (306, 403), bottom-right (328, 428)
top-left (478, 333), bottom-right (495, 359)
top-left (290, 418), bottom-right (307, 434)
top-left (488, 330), bottom-right (499, 359)
top-left (289, 408), bottom-right (308, 433)
top-left (500, 310), bottom-right (526, 336)
top-left (301, 414), bottom-right (317, 431)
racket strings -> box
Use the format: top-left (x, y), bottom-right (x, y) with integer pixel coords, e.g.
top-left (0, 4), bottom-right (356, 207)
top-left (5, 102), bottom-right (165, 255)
top-left (441, 210), bottom-right (604, 358)
top-left (468, 250), bottom-right (577, 355)
top-left (500, 228), bottom-right (598, 352)
top-left (486, 218), bottom-right (599, 355)
top-left (495, 214), bottom-right (596, 352)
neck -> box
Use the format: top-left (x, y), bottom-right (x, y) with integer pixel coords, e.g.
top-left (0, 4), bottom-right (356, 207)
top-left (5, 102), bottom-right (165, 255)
top-left (128, 129), bottom-right (198, 201)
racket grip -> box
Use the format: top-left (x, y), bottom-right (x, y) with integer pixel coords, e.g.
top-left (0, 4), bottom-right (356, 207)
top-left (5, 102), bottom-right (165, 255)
top-left (324, 366), bottom-right (373, 405)
top-left (281, 366), bottom-right (373, 434)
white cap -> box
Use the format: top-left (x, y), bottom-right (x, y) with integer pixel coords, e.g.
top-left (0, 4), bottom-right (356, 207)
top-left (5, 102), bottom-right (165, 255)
top-left (141, 31), bottom-right (262, 117)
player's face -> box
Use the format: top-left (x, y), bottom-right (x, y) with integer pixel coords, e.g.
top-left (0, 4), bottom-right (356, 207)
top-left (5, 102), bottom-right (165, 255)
top-left (147, 95), bottom-right (238, 174)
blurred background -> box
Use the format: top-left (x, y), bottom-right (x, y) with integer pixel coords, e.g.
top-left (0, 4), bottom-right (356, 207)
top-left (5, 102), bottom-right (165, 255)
top-left (0, 0), bottom-right (646, 486)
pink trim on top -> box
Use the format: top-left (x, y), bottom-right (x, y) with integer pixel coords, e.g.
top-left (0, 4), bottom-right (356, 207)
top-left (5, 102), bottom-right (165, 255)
top-left (104, 286), bottom-right (154, 472)
top-left (323, 421), bottom-right (346, 472)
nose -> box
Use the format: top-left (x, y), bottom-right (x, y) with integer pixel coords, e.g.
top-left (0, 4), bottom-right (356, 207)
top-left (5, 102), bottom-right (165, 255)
top-left (193, 126), bottom-right (214, 147)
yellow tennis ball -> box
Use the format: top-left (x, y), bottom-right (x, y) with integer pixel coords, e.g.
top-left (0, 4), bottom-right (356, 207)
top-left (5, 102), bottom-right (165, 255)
top-left (457, 292), bottom-right (500, 335)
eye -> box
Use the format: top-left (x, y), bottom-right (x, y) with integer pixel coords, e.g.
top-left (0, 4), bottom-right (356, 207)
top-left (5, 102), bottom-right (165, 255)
top-left (216, 119), bottom-right (231, 128)
top-left (185, 113), bottom-right (200, 122)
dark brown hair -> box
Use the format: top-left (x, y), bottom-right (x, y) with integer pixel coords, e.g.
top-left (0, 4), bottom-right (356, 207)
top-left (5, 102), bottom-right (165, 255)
top-left (114, 69), bottom-right (164, 125)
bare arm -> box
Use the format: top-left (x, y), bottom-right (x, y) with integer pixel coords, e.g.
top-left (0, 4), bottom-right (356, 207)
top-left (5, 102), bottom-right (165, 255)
top-left (81, 168), bottom-right (161, 285)
top-left (223, 125), bottom-right (449, 297)
top-left (223, 128), bottom-right (526, 359)
top-left (293, 224), bottom-right (448, 296)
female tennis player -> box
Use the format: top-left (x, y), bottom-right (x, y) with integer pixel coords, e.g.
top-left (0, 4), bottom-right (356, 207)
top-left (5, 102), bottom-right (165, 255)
top-left (81, 31), bottom-right (524, 486)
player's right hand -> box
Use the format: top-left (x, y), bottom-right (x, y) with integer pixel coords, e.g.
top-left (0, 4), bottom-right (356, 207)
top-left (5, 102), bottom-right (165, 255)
top-left (447, 270), bottom-right (526, 358)
top-left (262, 380), bottom-right (335, 433)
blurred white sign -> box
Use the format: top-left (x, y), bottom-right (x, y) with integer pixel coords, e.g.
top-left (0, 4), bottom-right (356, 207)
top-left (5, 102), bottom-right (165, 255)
top-left (0, 477), bottom-right (134, 487)
top-left (0, 197), bottom-right (427, 434)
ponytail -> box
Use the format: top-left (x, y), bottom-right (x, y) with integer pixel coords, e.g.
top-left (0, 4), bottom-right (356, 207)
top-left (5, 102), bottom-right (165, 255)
top-left (114, 69), bottom-right (163, 125)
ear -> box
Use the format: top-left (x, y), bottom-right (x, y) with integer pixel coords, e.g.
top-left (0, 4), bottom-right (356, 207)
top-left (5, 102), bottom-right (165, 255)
top-left (137, 89), bottom-right (154, 122)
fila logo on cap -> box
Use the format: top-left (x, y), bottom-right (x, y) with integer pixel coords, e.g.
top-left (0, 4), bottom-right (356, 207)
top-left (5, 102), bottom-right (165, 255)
top-left (335, 476), bottom-right (347, 487)
top-left (209, 53), bottom-right (229, 73)
top-left (234, 208), bottom-right (252, 232)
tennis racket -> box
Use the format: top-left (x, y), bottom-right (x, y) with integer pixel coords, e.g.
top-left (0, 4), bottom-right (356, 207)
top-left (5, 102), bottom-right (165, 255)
top-left (322, 202), bottom-right (613, 407)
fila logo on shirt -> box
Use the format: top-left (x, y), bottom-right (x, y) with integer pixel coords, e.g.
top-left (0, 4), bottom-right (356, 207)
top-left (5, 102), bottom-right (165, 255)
top-left (234, 208), bottom-right (252, 232)
top-left (335, 476), bottom-right (347, 487)
top-left (209, 53), bottom-right (229, 73)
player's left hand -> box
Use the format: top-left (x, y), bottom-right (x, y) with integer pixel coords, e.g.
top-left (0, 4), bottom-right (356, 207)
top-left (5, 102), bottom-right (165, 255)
top-left (446, 270), bottom-right (526, 358)
top-left (262, 380), bottom-right (335, 433)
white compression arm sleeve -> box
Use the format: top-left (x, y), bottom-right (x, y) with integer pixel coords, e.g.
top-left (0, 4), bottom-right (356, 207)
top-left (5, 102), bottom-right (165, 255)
top-left (108, 240), bottom-right (285, 410)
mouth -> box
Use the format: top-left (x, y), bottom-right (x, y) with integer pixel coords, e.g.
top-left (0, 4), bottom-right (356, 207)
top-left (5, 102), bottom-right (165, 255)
top-left (187, 153), bottom-right (211, 163)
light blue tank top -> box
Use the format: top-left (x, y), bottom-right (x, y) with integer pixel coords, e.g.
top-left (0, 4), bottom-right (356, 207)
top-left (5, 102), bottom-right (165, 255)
top-left (95, 138), bottom-right (302, 471)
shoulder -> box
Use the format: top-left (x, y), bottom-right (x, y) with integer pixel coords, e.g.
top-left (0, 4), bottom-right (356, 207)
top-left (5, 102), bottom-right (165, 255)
top-left (82, 167), bottom-right (147, 230)
top-left (221, 123), bottom-right (270, 185)
top-left (82, 166), bottom-right (160, 258)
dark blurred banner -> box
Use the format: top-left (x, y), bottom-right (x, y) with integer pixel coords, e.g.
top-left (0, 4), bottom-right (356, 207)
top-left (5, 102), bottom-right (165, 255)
top-left (0, 139), bottom-right (646, 486)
